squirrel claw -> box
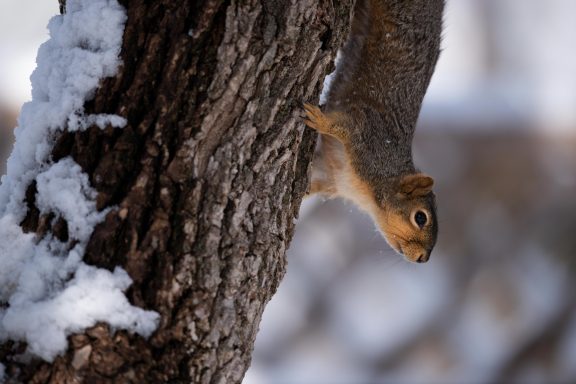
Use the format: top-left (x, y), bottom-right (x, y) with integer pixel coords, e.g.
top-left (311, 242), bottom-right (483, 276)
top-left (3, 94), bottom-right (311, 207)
top-left (303, 103), bottom-right (327, 132)
top-left (302, 103), bottom-right (347, 142)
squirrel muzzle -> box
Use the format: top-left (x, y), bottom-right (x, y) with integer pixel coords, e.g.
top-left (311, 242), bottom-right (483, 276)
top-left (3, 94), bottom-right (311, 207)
top-left (374, 174), bottom-right (438, 263)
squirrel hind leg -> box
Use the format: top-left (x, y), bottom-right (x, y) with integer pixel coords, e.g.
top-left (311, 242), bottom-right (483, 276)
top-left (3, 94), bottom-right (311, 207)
top-left (307, 150), bottom-right (337, 196)
top-left (303, 103), bottom-right (349, 144)
top-left (309, 178), bottom-right (336, 196)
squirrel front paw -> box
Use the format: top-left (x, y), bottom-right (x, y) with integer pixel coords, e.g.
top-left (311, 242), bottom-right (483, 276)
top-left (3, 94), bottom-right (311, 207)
top-left (303, 103), bottom-right (328, 132)
top-left (303, 103), bottom-right (348, 142)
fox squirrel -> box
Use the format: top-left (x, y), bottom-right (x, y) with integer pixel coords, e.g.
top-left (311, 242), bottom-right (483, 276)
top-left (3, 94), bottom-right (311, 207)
top-left (304, 0), bottom-right (444, 263)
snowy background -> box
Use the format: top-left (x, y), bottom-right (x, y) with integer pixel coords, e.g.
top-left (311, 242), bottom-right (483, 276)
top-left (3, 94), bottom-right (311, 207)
top-left (1, 0), bottom-right (575, 383)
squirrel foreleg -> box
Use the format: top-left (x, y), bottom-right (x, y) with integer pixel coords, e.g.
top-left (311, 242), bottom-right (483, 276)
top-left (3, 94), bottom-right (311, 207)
top-left (303, 103), bottom-right (349, 143)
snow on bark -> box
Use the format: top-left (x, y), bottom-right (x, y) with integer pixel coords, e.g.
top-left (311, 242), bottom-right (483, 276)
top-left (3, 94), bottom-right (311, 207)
top-left (0, 0), bottom-right (158, 362)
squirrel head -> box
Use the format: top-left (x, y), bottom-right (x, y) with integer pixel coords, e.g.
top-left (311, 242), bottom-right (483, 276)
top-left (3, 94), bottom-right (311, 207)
top-left (374, 173), bottom-right (438, 263)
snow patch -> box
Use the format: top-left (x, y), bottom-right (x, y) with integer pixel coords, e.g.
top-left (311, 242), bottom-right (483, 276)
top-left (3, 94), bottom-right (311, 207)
top-left (0, 0), bottom-right (127, 216)
top-left (36, 158), bottom-right (106, 241)
top-left (319, 51), bottom-right (341, 106)
top-left (3, 265), bottom-right (158, 361)
top-left (0, 160), bottom-right (159, 361)
top-left (0, 0), bottom-right (159, 363)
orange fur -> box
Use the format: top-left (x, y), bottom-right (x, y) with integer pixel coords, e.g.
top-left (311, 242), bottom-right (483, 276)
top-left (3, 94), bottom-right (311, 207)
top-left (302, 0), bottom-right (443, 263)
top-left (303, 103), bottom-right (349, 142)
top-left (307, 131), bottom-right (435, 263)
top-left (375, 207), bottom-right (432, 263)
top-left (399, 173), bottom-right (434, 196)
top-left (304, 0), bottom-right (444, 262)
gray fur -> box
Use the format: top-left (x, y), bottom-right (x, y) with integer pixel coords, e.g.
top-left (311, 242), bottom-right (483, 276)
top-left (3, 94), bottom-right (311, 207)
top-left (326, 0), bottom-right (444, 187)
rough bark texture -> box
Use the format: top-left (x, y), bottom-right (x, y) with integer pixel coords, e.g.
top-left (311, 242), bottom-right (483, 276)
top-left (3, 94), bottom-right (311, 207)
top-left (1, 0), bottom-right (352, 383)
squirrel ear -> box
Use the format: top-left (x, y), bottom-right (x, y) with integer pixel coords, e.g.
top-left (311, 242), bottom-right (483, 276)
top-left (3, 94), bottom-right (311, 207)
top-left (399, 173), bottom-right (434, 197)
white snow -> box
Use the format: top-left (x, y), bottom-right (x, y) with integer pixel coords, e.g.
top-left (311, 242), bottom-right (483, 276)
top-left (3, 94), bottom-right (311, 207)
top-left (36, 158), bottom-right (106, 241)
top-left (0, 0), bottom-right (159, 363)
top-left (0, 0), bottom-right (127, 216)
top-left (319, 51), bottom-right (340, 106)
top-left (3, 265), bottom-right (158, 361)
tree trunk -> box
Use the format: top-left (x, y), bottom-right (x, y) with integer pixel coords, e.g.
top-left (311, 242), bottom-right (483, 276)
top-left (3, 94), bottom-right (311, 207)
top-left (1, 0), bottom-right (352, 382)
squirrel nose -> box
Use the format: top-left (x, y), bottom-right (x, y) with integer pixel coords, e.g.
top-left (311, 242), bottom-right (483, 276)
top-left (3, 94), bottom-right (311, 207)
top-left (416, 251), bottom-right (430, 263)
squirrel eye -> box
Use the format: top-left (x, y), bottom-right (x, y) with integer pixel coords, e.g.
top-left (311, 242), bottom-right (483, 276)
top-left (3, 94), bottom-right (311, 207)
top-left (414, 211), bottom-right (427, 228)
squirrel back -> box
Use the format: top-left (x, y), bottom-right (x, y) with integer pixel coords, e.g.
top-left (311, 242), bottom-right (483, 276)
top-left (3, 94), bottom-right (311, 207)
top-left (304, 0), bottom-right (444, 263)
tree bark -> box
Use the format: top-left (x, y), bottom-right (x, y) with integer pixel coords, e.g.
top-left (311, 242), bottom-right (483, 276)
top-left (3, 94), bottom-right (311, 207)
top-left (1, 0), bottom-right (352, 382)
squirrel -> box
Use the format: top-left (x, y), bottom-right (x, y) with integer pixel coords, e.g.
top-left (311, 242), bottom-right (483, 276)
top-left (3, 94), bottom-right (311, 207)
top-left (304, 0), bottom-right (444, 263)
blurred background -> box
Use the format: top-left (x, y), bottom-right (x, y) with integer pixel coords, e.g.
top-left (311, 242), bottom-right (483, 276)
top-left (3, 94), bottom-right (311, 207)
top-left (1, 1), bottom-right (575, 383)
